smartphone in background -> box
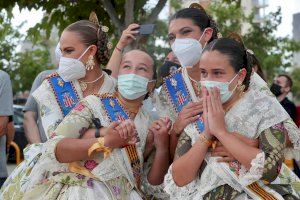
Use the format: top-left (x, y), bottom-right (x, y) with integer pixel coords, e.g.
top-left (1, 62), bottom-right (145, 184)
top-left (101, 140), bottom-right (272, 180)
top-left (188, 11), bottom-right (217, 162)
top-left (137, 24), bottom-right (155, 35)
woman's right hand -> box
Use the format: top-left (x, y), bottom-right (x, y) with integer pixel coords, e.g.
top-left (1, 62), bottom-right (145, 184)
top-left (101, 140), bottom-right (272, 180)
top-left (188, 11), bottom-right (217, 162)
top-left (116, 23), bottom-right (140, 50)
top-left (104, 121), bottom-right (138, 148)
top-left (172, 101), bottom-right (203, 136)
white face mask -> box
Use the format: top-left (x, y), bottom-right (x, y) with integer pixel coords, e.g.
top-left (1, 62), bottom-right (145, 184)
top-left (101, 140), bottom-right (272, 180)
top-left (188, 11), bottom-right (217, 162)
top-left (200, 73), bottom-right (239, 103)
top-left (171, 29), bottom-right (207, 67)
top-left (57, 46), bottom-right (91, 82)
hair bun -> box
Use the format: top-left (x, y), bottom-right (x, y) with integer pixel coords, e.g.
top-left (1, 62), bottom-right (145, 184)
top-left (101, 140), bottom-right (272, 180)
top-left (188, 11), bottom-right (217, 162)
top-left (227, 32), bottom-right (245, 48)
top-left (189, 3), bottom-right (206, 13)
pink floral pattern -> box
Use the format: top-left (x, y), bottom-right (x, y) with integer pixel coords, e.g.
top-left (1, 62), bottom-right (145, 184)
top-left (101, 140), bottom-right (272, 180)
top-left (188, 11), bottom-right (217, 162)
top-left (84, 160), bottom-right (98, 171)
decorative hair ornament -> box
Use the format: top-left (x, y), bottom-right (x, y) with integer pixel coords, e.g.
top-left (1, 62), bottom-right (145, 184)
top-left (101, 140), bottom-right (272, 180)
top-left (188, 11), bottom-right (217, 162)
top-left (89, 11), bottom-right (109, 34)
top-left (107, 41), bottom-right (113, 50)
top-left (101, 26), bottom-right (109, 33)
top-left (89, 11), bottom-right (100, 26)
top-left (246, 49), bottom-right (254, 55)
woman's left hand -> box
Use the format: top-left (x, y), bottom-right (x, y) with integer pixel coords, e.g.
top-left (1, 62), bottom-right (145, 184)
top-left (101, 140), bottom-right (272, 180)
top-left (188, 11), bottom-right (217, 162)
top-left (205, 87), bottom-right (227, 137)
top-left (149, 117), bottom-right (172, 151)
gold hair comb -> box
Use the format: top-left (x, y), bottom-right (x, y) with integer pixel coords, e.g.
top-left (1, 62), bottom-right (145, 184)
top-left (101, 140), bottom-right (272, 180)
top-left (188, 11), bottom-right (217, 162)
top-left (89, 11), bottom-right (100, 25)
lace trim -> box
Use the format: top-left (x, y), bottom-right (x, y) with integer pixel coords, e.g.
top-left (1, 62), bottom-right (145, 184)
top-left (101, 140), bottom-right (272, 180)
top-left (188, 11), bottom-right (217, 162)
top-left (164, 164), bottom-right (198, 199)
top-left (238, 152), bottom-right (265, 186)
top-left (283, 119), bottom-right (300, 150)
top-left (142, 174), bottom-right (169, 199)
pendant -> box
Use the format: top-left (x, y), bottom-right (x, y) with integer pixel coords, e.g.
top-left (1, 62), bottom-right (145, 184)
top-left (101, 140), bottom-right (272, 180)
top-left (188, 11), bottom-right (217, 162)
top-left (79, 82), bottom-right (87, 92)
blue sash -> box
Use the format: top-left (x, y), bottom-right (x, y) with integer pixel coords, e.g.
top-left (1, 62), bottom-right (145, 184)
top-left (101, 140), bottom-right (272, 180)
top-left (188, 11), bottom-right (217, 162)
top-left (47, 74), bottom-right (80, 116)
top-left (163, 70), bottom-right (205, 133)
top-left (100, 95), bottom-right (142, 189)
top-left (101, 96), bottom-right (129, 121)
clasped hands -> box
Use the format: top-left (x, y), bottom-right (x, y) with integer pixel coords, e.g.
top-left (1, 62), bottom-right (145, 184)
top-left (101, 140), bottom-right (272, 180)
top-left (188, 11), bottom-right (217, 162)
top-left (172, 87), bottom-right (258, 162)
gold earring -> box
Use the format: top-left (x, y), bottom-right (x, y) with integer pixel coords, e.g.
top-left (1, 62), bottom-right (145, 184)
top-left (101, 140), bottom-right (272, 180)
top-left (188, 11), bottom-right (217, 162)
top-left (237, 83), bottom-right (245, 96)
top-left (85, 55), bottom-right (95, 70)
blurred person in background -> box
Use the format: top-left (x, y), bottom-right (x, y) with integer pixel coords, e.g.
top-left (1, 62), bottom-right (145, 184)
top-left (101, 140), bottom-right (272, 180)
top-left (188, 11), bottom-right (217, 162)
top-left (0, 70), bottom-right (13, 188)
top-left (271, 74), bottom-right (297, 122)
top-left (23, 43), bottom-right (59, 144)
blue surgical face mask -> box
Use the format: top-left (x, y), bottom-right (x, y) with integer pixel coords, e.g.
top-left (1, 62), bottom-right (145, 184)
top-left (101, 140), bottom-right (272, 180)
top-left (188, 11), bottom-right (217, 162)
top-left (200, 73), bottom-right (239, 103)
top-left (118, 74), bottom-right (154, 100)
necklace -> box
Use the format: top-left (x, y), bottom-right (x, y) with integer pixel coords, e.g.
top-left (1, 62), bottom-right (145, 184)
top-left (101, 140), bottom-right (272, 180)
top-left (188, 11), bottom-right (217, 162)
top-left (189, 75), bottom-right (201, 97)
top-left (79, 73), bottom-right (104, 92)
top-left (115, 92), bottom-right (142, 115)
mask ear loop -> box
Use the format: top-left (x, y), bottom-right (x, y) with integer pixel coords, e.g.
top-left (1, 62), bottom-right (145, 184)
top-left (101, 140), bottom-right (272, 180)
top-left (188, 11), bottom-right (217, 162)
top-left (146, 79), bottom-right (157, 97)
top-left (78, 46), bottom-right (92, 61)
top-left (199, 28), bottom-right (207, 48)
top-left (228, 70), bottom-right (242, 92)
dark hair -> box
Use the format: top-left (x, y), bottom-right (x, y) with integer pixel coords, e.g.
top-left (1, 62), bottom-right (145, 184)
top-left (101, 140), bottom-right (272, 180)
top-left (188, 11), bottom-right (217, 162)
top-left (249, 53), bottom-right (266, 81)
top-left (203, 38), bottom-right (252, 90)
top-left (65, 20), bottom-right (110, 64)
top-left (278, 74), bottom-right (293, 88)
top-left (170, 7), bottom-right (219, 43)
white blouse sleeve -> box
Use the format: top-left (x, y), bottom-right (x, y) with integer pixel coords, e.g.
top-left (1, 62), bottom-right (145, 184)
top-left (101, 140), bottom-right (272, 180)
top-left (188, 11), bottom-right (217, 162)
top-left (164, 164), bottom-right (198, 199)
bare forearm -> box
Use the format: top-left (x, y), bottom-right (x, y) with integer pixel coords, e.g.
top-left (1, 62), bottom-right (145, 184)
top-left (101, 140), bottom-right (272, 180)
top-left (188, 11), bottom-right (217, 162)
top-left (143, 141), bottom-right (154, 159)
top-left (106, 46), bottom-right (122, 78)
top-left (55, 138), bottom-right (98, 163)
top-left (6, 122), bottom-right (15, 145)
top-left (23, 114), bottom-right (41, 143)
top-left (216, 132), bottom-right (260, 169)
top-left (147, 149), bottom-right (170, 185)
top-left (0, 116), bottom-right (8, 136)
top-left (169, 131), bottom-right (179, 161)
top-left (172, 139), bottom-right (208, 186)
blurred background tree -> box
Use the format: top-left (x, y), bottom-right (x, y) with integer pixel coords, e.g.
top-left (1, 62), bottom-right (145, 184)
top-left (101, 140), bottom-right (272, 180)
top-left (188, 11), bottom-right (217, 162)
top-left (0, 0), bottom-right (168, 49)
top-left (0, 0), bottom-right (170, 94)
top-left (0, 10), bottom-right (52, 93)
top-left (1, 0), bottom-right (300, 101)
top-left (208, 1), bottom-right (300, 80)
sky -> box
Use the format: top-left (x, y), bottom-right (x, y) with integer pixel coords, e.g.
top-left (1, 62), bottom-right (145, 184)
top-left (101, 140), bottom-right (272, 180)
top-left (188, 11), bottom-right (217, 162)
top-left (10, 0), bottom-right (300, 38)
top-left (265, 0), bottom-right (300, 37)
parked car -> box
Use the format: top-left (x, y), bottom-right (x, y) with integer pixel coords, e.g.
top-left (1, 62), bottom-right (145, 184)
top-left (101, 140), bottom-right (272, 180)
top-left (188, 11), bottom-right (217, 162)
top-left (7, 105), bottom-right (28, 163)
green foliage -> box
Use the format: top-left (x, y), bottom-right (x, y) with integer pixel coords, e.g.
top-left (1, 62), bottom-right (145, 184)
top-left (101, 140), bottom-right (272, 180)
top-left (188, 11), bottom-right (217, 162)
top-left (170, 0), bottom-right (182, 10)
top-left (0, 9), bottom-right (52, 93)
top-left (208, 1), bottom-right (300, 83)
top-left (8, 48), bottom-right (52, 92)
top-left (208, 1), bottom-right (244, 36)
top-left (1, 0), bottom-right (170, 65)
top-left (0, 10), bottom-right (21, 69)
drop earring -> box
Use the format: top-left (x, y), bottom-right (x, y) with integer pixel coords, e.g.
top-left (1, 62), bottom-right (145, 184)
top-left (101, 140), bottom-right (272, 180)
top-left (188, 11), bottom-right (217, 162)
top-left (85, 55), bottom-right (95, 71)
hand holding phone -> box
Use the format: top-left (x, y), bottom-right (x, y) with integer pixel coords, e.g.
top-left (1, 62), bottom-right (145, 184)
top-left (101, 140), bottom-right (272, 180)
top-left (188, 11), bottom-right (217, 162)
top-left (136, 24), bottom-right (155, 35)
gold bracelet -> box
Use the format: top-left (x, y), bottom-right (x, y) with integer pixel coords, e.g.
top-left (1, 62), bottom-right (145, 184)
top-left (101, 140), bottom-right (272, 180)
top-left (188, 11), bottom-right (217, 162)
top-left (88, 137), bottom-right (112, 158)
top-left (198, 134), bottom-right (213, 147)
